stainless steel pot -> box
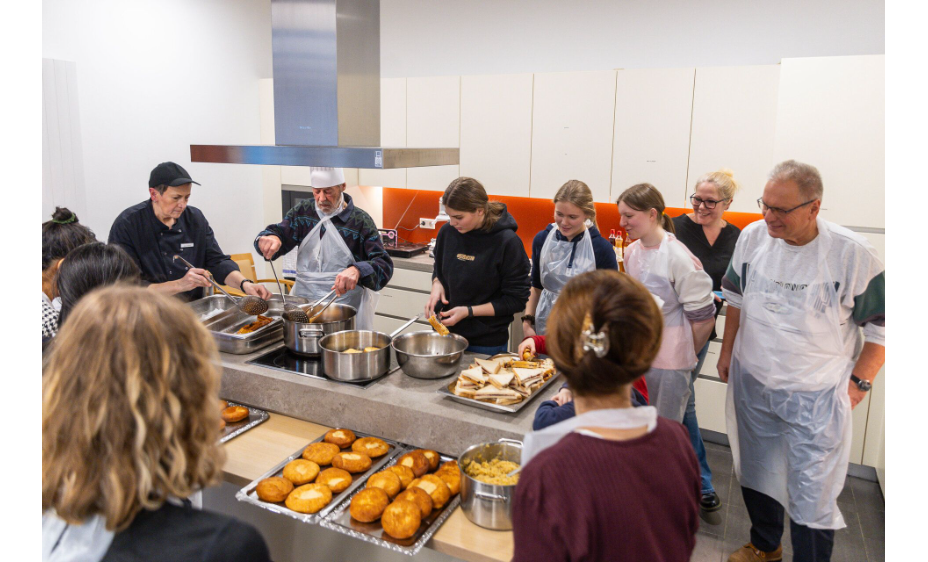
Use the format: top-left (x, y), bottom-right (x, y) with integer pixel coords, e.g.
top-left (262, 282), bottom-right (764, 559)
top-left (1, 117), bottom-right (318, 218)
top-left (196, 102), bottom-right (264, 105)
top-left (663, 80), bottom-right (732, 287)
top-left (459, 438), bottom-right (523, 531)
top-left (318, 316), bottom-right (420, 383)
top-left (391, 331), bottom-right (469, 379)
top-left (282, 303), bottom-right (356, 356)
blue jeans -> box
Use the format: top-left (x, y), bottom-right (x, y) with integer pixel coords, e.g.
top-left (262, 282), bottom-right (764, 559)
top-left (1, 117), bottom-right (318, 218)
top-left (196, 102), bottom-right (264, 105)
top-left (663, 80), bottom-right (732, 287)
top-left (683, 341), bottom-right (715, 495)
top-left (466, 344), bottom-right (510, 356)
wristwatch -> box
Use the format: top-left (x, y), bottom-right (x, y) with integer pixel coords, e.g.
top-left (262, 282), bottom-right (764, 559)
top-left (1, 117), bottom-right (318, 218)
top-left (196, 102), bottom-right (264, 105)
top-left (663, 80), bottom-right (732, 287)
top-left (240, 278), bottom-right (254, 292)
top-left (850, 374), bottom-right (872, 392)
top-left (521, 314), bottom-right (536, 325)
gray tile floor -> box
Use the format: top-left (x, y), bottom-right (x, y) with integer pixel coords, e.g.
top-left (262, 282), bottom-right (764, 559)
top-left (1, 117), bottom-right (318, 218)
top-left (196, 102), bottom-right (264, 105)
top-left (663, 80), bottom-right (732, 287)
top-left (693, 442), bottom-right (885, 562)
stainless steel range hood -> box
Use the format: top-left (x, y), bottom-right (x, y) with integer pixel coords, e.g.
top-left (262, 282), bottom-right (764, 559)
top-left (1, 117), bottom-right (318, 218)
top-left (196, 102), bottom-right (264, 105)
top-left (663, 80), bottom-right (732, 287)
top-left (190, 0), bottom-right (458, 169)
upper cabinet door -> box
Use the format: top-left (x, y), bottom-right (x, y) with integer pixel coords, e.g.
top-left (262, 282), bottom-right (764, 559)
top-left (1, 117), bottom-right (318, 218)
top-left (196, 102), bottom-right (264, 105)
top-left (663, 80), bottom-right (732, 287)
top-left (688, 65), bottom-right (780, 213)
top-left (773, 55), bottom-right (885, 229)
top-left (460, 74), bottom-right (534, 198)
top-left (531, 70), bottom-right (617, 203)
top-left (612, 68), bottom-right (695, 207)
top-left (360, 77), bottom-right (407, 188)
top-left (406, 76), bottom-right (460, 191)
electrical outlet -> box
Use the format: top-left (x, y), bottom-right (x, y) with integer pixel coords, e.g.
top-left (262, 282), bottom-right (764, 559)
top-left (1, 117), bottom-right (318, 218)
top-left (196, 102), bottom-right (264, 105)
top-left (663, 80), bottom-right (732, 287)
top-left (419, 218), bottom-right (437, 229)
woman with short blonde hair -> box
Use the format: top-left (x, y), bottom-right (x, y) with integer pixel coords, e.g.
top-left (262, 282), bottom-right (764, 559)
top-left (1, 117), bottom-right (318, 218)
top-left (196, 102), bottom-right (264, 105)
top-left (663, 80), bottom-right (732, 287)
top-left (42, 285), bottom-right (270, 561)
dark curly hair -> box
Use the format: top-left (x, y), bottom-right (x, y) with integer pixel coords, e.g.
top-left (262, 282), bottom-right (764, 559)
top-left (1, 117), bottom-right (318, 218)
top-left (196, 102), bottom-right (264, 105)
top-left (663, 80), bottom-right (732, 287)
top-left (42, 207), bottom-right (97, 270)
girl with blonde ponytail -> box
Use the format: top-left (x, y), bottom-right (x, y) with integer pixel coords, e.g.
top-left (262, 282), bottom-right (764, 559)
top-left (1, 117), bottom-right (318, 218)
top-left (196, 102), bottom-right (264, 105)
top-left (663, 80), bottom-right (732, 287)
top-left (616, 183), bottom-right (715, 427)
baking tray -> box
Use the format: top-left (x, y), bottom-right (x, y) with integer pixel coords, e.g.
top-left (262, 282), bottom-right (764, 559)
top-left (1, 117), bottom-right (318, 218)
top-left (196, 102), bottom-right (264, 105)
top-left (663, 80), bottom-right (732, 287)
top-left (189, 294), bottom-right (309, 355)
top-left (235, 431), bottom-right (404, 523)
top-left (436, 353), bottom-right (561, 413)
top-left (219, 402), bottom-right (269, 444)
top-left (320, 449), bottom-right (461, 557)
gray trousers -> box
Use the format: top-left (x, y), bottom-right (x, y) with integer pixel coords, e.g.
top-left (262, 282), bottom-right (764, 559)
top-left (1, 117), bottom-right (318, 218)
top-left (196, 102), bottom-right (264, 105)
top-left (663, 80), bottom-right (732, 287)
top-left (643, 367), bottom-right (692, 422)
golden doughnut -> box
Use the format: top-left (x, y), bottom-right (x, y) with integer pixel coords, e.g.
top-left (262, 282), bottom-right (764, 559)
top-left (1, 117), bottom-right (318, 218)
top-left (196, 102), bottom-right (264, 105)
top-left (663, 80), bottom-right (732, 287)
top-left (349, 487), bottom-right (390, 523)
top-left (255, 477), bottom-right (293, 503)
top-left (332, 452), bottom-right (372, 474)
top-left (282, 459), bottom-right (321, 486)
top-left (221, 405), bottom-right (249, 423)
top-left (385, 465), bottom-right (415, 489)
top-left (316, 467), bottom-right (353, 493)
top-left (410, 474), bottom-right (452, 509)
top-left (285, 483), bottom-right (332, 514)
top-left (324, 428), bottom-right (357, 448)
top-left (366, 471), bottom-right (402, 499)
top-left (394, 486), bottom-right (433, 519)
top-left (351, 437), bottom-right (390, 458)
top-left (381, 500), bottom-right (422, 539)
top-left (302, 442), bottom-right (341, 465)
top-left (396, 450), bottom-right (429, 477)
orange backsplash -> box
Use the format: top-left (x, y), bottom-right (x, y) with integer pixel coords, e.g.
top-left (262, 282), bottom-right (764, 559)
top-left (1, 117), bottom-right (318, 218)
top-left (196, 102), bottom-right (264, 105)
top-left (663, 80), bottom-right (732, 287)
top-left (381, 188), bottom-right (763, 255)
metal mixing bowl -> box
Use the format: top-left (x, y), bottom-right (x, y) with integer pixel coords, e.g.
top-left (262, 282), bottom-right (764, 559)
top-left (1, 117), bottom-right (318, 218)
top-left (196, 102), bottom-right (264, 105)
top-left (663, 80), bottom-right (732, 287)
top-left (391, 331), bottom-right (468, 379)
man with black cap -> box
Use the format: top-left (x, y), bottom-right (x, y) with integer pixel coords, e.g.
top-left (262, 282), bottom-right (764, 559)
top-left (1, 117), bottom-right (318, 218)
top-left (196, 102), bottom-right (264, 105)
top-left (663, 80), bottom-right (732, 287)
top-left (108, 162), bottom-right (272, 301)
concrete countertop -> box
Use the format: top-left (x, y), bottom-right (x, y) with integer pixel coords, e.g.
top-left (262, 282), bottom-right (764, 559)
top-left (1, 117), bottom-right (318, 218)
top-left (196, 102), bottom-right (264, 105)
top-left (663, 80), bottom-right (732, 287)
top-left (390, 252), bottom-right (434, 273)
top-left (218, 344), bottom-right (557, 456)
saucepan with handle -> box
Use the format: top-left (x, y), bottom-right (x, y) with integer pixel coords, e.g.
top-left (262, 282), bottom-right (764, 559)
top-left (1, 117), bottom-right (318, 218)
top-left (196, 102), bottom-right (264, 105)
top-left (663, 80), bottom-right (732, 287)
top-left (318, 315), bottom-right (420, 383)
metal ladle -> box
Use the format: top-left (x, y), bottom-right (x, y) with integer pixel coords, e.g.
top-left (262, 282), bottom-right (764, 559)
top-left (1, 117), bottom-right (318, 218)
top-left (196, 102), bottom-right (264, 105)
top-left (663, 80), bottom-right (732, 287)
top-left (173, 255), bottom-right (269, 316)
top-left (267, 260), bottom-right (309, 323)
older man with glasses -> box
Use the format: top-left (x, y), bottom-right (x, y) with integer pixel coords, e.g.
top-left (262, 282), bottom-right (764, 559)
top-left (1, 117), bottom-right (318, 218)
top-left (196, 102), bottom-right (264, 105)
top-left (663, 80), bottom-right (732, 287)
top-left (717, 160), bottom-right (885, 562)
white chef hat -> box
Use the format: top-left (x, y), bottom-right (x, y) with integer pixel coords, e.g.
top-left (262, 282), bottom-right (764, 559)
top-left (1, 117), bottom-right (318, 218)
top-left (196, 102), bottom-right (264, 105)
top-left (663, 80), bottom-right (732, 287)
top-left (310, 167), bottom-right (346, 188)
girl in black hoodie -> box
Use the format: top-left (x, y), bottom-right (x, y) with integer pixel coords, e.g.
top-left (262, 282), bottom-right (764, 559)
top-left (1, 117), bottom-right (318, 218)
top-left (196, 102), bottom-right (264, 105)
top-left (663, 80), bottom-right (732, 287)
top-left (425, 177), bottom-right (531, 355)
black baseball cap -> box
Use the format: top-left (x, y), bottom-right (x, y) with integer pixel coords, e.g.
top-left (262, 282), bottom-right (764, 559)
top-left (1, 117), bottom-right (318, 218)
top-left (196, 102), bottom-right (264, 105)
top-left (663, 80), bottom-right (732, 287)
top-left (149, 162), bottom-right (201, 188)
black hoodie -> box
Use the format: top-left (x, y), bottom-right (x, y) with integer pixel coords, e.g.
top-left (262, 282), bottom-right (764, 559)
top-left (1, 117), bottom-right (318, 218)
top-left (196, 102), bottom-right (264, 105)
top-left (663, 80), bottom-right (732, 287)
top-left (432, 205), bottom-right (531, 347)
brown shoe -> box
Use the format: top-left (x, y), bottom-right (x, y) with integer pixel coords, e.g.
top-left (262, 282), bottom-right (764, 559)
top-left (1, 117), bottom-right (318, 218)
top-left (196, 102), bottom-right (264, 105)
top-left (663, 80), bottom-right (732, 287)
top-left (727, 543), bottom-right (783, 562)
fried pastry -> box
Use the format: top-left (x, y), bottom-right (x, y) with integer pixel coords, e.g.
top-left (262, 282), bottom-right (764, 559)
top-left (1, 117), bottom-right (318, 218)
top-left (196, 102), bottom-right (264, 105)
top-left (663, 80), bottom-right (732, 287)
top-left (236, 315), bottom-right (273, 334)
top-left (352, 437), bottom-right (390, 458)
top-left (332, 452), bottom-right (372, 473)
top-left (349, 487), bottom-right (390, 523)
top-left (302, 442), bottom-right (341, 465)
top-left (385, 465), bottom-right (415, 489)
top-left (221, 405), bottom-right (249, 423)
top-left (316, 467), bottom-right (352, 493)
top-left (324, 428), bottom-right (357, 448)
top-left (285, 483), bottom-right (332, 514)
top-left (427, 314), bottom-right (450, 336)
top-left (410, 474), bottom-right (452, 509)
top-left (255, 476), bottom-right (293, 503)
top-left (381, 500), bottom-right (422, 540)
top-left (219, 399), bottom-right (229, 410)
top-left (396, 450), bottom-right (429, 477)
top-left (435, 465), bottom-right (461, 495)
top-left (366, 471), bottom-right (402, 499)
top-left (363, 346), bottom-right (381, 352)
top-left (282, 459), bottom-right (320, 486)
top-left (417, 449), bottom-right (440, 471)
top-left (394, 487), bottom-right (433, 519)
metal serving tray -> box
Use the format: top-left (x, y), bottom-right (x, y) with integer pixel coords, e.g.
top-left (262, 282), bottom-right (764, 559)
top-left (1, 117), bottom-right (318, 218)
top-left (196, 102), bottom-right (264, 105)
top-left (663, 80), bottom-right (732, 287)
top-left (188, 294), bottom-right (309, 355)
top-left (436, 353), bottom-right (561, 414)
top-left (235, 431), bottom-right (404, 523)
top-left (219, 402), bottom-right (269, 444)
top-left (320, 449), bottom-right (461, 557)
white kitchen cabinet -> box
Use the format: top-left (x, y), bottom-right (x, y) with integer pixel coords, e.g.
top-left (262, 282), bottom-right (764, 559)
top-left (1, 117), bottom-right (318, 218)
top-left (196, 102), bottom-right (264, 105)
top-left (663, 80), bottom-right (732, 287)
top-left (773, 55), bottom-right (885, 229)
top-left (359, 77), bottom-right (407, 189)
top-left (406, 76), bottom-right (460, 191)
top-left (530, 70), bottom-right (617, 202)
top-left (687, 65), bottom-right (780, 213)
top-left (612, 68), bottom-right (695, 207)
top-left (459, 73), bottom-right (534, 198)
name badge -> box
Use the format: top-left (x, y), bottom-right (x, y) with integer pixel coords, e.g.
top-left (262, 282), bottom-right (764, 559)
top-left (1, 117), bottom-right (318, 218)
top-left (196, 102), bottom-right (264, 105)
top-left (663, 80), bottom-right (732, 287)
top-left (180, 243), bottom-right (195, 249)
top-left (456, 253), bottom-right (475, 262)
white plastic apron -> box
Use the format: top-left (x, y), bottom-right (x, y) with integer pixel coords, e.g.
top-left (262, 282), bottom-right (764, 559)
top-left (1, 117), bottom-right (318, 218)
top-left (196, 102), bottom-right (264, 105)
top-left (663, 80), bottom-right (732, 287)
top-left (522, 406), bottom-right (658, 467)
top-left (535, 224), bottom-right (597, 335)
top-left (630, 232), bottom-right (697, 370)
top-left (292, 214), bottom-right (380, 330)
top-left (725, 220), bottom-right (853, 529)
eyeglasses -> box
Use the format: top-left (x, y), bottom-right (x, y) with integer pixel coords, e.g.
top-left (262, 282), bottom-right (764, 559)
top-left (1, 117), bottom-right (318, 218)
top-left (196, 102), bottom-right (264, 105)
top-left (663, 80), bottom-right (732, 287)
top-left (756, 198), bottom-right (816, 217)
top-left (689, 194), bottom-right (729, 209)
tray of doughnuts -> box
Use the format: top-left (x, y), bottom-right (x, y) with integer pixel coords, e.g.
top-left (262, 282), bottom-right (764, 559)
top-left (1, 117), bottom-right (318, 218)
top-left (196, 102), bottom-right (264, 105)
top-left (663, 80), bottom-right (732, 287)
top-left (235, 428), bottom-right (404, 523)
top-left (319, 448), bottom-right (463, 557)
top-left (218, 400), bottom-right (269, 444)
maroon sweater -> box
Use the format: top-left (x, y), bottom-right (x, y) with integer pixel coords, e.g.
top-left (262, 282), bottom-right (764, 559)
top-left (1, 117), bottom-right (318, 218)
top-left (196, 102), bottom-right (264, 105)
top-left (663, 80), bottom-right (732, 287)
top-left (512, 418), bottom-right (700, 562)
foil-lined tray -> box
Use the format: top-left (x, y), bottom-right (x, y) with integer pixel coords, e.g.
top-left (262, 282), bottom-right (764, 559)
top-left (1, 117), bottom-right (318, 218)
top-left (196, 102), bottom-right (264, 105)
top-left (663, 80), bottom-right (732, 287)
top-left (235, 431), bottom-right (404, 523)
top-left (437, 353), bottom-right (560, 413)
top-left (320, 449), bottom-right (461, 557)
top-left (219, 403), bottom-right (269, 444)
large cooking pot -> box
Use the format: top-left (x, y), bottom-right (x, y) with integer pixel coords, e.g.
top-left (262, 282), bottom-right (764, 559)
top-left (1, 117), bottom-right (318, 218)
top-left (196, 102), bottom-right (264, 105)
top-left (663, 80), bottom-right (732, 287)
top-left (282, 303), bottom-right (356, 356)
top-left (318, 316), bottom-right (419, 383)
top-left (391, 331), bottom-right (468, 379)
top-left (459, 438), bottom-right (522, 531)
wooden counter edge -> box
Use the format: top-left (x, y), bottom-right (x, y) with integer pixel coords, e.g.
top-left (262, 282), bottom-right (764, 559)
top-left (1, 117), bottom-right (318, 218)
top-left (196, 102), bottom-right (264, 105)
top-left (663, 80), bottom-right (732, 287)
top-left (220, 412), bottom-right (515, 562)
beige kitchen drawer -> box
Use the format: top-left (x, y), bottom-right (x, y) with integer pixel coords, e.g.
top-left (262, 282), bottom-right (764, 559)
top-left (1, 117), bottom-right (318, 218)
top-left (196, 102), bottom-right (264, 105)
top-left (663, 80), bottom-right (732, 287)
top-left (377, 287), bottom-right (429, 318)
top-left (390, 268), bottom-right (433, 292)
top-left (372, 313), bottom-right (430, 337)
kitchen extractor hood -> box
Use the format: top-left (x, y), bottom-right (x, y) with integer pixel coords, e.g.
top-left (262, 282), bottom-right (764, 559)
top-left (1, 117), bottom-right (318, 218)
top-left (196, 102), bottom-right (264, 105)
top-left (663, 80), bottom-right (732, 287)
top-left (190, 0), bottom-right (458, 169)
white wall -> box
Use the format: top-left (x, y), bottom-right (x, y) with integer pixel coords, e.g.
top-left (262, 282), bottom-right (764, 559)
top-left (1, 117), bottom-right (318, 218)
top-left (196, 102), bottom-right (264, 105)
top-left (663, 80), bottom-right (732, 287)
top-left (380, 0), bottom-right (884, 77)
top-left (42, 0), bottom-right (272, 256)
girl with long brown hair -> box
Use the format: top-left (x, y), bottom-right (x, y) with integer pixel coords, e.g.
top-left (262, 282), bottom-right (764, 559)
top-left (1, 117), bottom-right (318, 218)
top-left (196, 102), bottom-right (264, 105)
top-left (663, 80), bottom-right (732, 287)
top-left (43, 286), bottom-right (270, 561)
top-left (424, 177), bottom-right (531, 355)
top-left (616, 183), bottom-right (715, 424)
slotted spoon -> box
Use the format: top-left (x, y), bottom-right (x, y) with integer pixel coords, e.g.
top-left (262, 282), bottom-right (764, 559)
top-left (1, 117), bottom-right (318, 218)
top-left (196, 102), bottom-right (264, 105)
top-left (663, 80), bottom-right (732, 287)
top-left (267, 259), bottom-right (309, 322)
top-left (173, 255), bottom-right (269, 316)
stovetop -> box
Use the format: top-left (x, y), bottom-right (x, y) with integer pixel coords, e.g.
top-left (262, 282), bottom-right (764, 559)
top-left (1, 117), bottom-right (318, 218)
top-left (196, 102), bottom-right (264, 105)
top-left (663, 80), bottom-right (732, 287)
top-left (246, 346), bottom-right (397, 389)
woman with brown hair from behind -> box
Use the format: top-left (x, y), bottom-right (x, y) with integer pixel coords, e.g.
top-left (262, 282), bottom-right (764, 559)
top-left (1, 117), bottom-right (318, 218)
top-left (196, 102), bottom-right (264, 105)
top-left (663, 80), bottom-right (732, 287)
top-left (512, 270), bottom-right (700, 562)
top-left (41, 207), bottom-right (96, 339)
top-left (42, 286), bottom-right (271, 562)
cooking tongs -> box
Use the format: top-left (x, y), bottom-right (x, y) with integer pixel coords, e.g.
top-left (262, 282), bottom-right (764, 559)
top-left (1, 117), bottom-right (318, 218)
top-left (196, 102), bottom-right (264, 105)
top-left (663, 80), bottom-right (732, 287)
top-left (266, 259), bottom-right (309, 322)
top-left (173, 255), bottom-right (269, 316)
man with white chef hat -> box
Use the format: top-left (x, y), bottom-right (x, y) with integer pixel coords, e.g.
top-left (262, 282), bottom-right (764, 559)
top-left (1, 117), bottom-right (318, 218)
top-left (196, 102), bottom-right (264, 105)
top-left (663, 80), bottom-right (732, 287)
top-left (255, 167), bottom-right (393, 329)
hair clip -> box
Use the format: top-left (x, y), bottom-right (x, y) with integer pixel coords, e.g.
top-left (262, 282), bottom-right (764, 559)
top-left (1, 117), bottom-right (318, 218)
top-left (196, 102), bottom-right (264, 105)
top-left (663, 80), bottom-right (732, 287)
top-left (580, 312), bottom-right (610, 358)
